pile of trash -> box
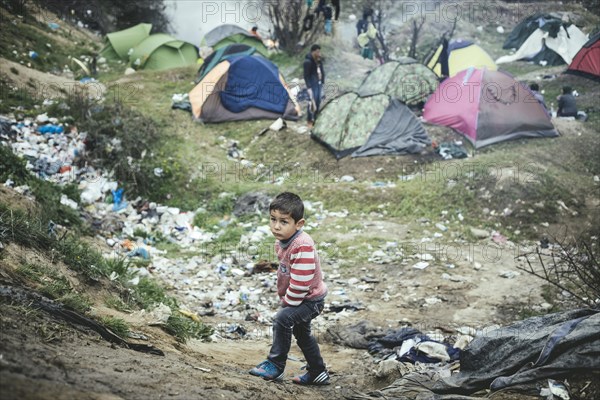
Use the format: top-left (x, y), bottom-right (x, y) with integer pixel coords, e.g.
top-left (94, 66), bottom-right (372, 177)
top-left (1, 113), bottom-right (368, 338)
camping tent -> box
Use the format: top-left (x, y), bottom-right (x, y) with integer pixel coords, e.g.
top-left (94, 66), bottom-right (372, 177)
top-left (202, 24), bottom-right (268, 56)
top-left (423, 68), bottom-right (558, 148)
top-left (358, 58), bottom-right (439, 105)
top-left (503, 13), bottom-right (571, 50)
top-left (497, 19), bottom-right (588, 66)
top-left (427, 39), bottom-right (496, 77)
top-left (129, 34), bottom-right (198, 71)
top-left (196, 44), bottom-right (257, 83)
top-left (203, 24), bottom-right (250, 47)
top-left (566, 31), bottom-right (600, 81)
top-left (99, 23), bottom-right (152, 61)
top-left (311, 92), bottom-right (430, 158)
top-left (189, 55), bottom-right (300, 123)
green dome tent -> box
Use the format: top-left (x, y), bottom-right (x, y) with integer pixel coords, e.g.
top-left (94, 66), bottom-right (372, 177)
top-left (312, 93), bottom-right (430, 158)
top-left (99, 23), bottom-right (152, 61)
top-left (214, 33), bottom-right (268, 56)
top-left (358, 58), bottom-right (439, 105)
top-left (129, 34), bottom-right (198, 71)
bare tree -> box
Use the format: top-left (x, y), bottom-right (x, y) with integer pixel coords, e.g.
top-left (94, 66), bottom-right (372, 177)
top-left (372, 0), bottom-right (391, 62)
top-left (261, 0), bottom-right (322, 53)
top-left (422, 17), bottom-right (457, 66)
top-left (408, 17), bottom-right (426, 59)
top-left (517, 232), bottom-right (600, 308)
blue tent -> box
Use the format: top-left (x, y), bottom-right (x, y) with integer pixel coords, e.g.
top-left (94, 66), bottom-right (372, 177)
top-left (220, 56), bottom-right (289, 114)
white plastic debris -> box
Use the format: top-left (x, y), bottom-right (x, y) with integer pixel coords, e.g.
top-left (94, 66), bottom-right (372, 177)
top-left (269, 118), bottom-right (285, 132)
top-left (60, 194), bottom-right (78, 210)
top-left (540, 379), bottom-right (570, 400)
top-left (416, 341), bottom-right (450, 361)
top-left (413, 261), bottom-right (430, 270)
top-left (499, 270), bottom-right (520, 279)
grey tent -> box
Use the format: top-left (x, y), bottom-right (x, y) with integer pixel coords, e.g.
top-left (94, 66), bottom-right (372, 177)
top-left (202, 24), bottom-right (254, 47)
top-left (311, 92), bottom-right (430, 159)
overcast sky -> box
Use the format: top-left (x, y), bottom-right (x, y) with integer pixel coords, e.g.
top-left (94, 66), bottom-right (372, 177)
top-left (164, 1), bottom-right (268, 45)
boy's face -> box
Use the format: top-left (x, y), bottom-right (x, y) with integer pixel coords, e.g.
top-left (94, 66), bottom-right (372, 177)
top-left (269, 209), bottom-right (304, 241)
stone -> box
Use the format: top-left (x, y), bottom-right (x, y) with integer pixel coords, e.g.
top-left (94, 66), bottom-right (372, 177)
top-left (470, 228), bottom-right (489, 239)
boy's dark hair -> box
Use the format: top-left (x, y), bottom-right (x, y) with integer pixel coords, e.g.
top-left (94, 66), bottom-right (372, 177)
top-left (530, 83), bottom-right (539, 91)
top-left (270, 192), bottom-right (304, 222)
top-left (563, 86), bottom-right (572, 94)
top-left (252, 26), bottom-right (258, 31)
top-left (310, 44), bottom-right (321, 52)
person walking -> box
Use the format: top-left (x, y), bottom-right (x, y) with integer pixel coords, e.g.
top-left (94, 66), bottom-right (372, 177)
top-left (303, 44), bottom-right (325, 129)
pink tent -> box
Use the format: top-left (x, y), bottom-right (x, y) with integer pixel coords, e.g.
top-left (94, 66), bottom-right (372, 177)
top-left (423, 68), bottom-right (558, 148)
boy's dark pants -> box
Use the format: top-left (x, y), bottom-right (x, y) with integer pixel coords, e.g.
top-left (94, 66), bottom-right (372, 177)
top-left (268, 299), bottom-right (326, 375)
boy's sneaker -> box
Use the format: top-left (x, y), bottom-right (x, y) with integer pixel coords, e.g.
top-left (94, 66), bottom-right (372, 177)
top-left (249, 360), bottom-right (284, 381)
top-left (292, 370), bottom-right (330, 385)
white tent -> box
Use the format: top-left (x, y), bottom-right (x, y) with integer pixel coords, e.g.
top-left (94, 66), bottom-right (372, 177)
top-left (497, 25), bottom-right (588, 65)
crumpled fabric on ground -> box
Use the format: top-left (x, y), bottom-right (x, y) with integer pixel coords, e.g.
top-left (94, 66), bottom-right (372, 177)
top-left (325, 320), bottom-right (385, 349)
top-left (345, 309), bottom-right (600, 399)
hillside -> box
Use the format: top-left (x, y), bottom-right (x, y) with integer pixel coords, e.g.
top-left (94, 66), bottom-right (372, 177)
top-left (1, 1), bottom-right (599, 399)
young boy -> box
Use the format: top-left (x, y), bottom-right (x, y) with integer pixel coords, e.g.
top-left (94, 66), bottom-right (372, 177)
top-left (249, 192), bottom-right (329, 385)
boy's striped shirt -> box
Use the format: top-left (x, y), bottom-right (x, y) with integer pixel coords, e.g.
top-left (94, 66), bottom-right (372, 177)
top-left (276, 231), bottom-right (327, 306)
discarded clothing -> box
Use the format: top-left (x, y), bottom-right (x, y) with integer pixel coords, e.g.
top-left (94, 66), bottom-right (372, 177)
top-left (437, 142), bottom-right (468, 160)
top-left (326, 320), bottom-right (385, 349)
top-left (328, 321), bottom-right (460, 364)
top-left (346, 309), bottom-right (600, 399)
top-left (171, 100), bottom-right (192, 112)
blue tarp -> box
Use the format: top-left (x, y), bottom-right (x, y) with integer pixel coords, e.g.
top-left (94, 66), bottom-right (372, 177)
top-left (220, 56), bottom-right (289, 114)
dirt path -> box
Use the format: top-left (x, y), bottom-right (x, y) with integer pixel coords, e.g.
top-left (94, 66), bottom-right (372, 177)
top-left (0, 302), bottom-right (371, 400)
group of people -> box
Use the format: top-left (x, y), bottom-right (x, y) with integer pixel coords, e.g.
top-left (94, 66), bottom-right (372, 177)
top-left (247, 26), bottom-right (279, 52)
top-left (529, 83), bottom-right (586, 120)
top-left (356, 7), bottom-right (384, 63)
top-left (302, 0), bottom-right (340, 35)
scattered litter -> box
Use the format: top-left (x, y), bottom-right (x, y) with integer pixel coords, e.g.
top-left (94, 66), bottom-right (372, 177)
top-left (491, 231), bottom-right (507, 244)
top-left (60, 194), bottom-right (78, 210)
top-left (269, 118), bottom-right (286, 132)
top-left (499, 270), bottom-right (520, 279)
top-left (470, 228), bottom-right (489, 239)
top-left (540, 379), bottom-right (570, 400)
top-left (436, 142), bottom-right (468, 160)
top-left (413, 261), bottom-right (430, 270)
top-left (435, 223), bottom-right (447, 232)
top-left (178, 309), bottom-right (201, 322)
